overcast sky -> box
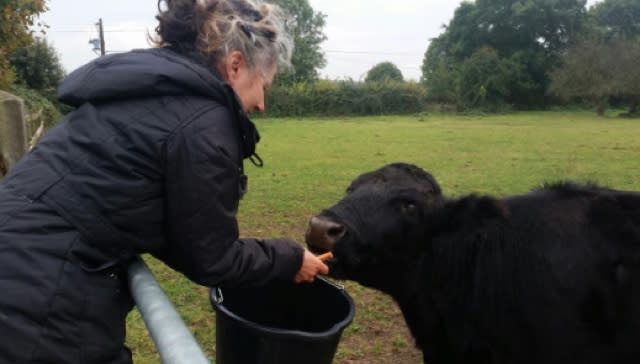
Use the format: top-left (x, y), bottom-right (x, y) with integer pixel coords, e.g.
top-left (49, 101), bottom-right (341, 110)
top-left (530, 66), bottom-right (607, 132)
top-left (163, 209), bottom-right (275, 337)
top-left (40, 0), bottom-right (600, 81)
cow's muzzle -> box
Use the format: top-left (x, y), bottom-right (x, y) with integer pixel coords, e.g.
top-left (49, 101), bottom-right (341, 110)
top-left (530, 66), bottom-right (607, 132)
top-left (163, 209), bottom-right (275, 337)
top-left (305, 216), bottom-right (346, 253)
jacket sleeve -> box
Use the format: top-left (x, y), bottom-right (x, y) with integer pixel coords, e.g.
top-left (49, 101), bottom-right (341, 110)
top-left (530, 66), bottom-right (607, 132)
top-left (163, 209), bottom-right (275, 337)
top-left (159, 104), bottom-right (304, 287)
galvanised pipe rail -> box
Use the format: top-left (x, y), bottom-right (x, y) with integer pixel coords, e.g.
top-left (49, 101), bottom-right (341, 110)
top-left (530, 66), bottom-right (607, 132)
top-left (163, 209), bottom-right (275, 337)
top-left (128, 256), bottom-right (211, 364)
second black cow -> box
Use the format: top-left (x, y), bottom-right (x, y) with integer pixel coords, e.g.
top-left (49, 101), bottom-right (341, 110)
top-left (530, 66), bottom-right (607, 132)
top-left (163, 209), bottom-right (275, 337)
top-left (306, 163), bottom-right (640, 364)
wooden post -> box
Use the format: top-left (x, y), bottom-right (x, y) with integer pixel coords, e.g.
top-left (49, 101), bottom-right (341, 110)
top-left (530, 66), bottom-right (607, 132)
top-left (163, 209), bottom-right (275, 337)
top-left (0, 91), bottom-right (28, 176)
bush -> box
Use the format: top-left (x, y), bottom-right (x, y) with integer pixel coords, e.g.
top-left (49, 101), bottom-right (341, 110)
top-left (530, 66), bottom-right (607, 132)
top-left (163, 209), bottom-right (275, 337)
top-left (265, 80), bottom-right (427, 117)
top-left (10, 84), bottom-right (62, 138)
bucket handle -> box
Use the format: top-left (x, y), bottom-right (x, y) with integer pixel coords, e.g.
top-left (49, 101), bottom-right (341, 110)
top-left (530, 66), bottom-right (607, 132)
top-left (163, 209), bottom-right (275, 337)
top-left (318, 276), bottom-right (345, 290)
top-left (212, 287), bottom-right (224, 304)
top-left (212, 277), bottom-right (342, 304)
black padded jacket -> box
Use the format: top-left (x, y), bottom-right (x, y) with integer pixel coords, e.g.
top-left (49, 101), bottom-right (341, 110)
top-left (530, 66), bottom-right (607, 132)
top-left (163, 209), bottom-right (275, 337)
top-left (40, 47), bottom-right (304, 285)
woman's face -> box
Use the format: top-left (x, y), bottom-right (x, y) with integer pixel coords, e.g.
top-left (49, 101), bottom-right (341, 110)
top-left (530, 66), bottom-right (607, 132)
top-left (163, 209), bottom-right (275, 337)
top-left (221, 51), bottom-right (276, 114)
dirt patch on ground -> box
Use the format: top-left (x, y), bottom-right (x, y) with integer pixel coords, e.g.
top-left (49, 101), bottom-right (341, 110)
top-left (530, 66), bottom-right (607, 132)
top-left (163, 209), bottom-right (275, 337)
top-left (334, 282), bottom-right (423, 364)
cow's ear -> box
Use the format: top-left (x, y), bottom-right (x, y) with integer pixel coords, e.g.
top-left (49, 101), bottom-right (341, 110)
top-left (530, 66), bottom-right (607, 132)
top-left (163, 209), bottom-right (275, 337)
top-left (419, 183), bottom-right (442, 196)
top-left (420, 190), bottom-right (445, 209)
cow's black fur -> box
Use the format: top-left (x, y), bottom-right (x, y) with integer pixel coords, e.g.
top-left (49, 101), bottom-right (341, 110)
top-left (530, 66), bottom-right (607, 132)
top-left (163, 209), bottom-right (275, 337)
top-left (306, 163), bottom-right (640, 364)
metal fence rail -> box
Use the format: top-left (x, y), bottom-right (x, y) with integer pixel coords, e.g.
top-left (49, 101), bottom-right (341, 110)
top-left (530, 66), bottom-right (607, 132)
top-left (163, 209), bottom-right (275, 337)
top-left (128, 256), bottom-right (211, 364)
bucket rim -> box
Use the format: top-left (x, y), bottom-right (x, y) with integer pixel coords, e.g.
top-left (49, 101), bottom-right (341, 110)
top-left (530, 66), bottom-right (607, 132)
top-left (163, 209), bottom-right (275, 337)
top-left (210, 277), bottom-right (355, 342)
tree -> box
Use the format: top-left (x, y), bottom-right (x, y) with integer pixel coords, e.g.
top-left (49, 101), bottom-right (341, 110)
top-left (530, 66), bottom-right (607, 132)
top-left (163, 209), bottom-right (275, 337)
top-left (365, 62), bottom-right (403, 83)
top-left (271, 0), bottom-right (327, 84)
top-left (430, 2), bottom-right (482, 62)
top-left (475, 0), bottom-right (587, 57)
top-left (458, 47), bottom-right (529, 111)
top-left (421, 35), bottom-right (459, 103)
top-left (615, 40), bottom-right (640, 115)
top-left (575, 0), bottom-right (640, 116)
top-left (10, 37), bottom-right (65, 96)
top-left (0, 0), bottom-right (48, 89)
top-left (549, 3), bottom-right (640, 118)
top-left (548, 37), bottom-right (619, 115)
top-left (421, 0), bottom-right (588, 108)
top-left (589, 0), bottom-right (640, 40)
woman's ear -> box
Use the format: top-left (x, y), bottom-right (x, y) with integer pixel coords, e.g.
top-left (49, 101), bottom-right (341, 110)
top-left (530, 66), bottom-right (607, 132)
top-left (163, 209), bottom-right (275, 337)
top-left (222, 51), bottom-right (245, 83)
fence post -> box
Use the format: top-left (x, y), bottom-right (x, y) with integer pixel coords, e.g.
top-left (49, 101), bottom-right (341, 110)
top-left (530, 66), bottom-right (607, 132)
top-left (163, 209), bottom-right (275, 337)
top-left (128, 256), bottom-right (211, 364)
top-left (0, 91), bottom-right (28, 176)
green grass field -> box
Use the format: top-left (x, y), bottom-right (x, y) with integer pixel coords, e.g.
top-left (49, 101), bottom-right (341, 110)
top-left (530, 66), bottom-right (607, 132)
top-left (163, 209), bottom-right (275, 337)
top-left (126, 111), bottom-right (640, 363)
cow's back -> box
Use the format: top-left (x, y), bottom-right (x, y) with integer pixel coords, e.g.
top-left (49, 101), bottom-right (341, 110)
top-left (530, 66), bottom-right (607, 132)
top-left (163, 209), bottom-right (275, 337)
top-left (500, 185), bottom-right (640, 363)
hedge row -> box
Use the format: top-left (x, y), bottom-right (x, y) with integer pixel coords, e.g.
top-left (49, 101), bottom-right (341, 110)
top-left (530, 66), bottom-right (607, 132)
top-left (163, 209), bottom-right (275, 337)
top-left (264, 80), bottom-right (429, 117)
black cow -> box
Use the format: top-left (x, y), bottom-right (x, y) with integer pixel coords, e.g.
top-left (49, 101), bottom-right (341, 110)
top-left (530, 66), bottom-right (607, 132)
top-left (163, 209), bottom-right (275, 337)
top-left (305, 163), bottom-right (640, 364)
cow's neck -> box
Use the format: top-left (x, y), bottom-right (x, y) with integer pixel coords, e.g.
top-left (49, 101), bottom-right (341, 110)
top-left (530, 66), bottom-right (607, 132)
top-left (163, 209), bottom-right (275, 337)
top-left (383, 253), bottom-right (435, 350)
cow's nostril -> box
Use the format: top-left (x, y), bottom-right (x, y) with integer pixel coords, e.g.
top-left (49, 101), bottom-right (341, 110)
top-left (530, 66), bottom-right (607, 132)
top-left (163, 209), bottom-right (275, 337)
top-left (306, 216), bottom-right (346, 251)
top-left (328, 224), bottom-right (345, 241)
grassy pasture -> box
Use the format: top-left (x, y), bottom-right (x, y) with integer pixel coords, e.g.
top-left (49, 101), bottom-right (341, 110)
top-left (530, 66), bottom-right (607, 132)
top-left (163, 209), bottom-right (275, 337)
top-left (127, 111), bottom-right (640, 363)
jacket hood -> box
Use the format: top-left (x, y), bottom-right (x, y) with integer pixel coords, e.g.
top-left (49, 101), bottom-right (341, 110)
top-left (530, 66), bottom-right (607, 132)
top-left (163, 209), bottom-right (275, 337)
top-left (58, 48), bottom-right (231, 106)
top-left (58, 48), bottom-right (261, 161)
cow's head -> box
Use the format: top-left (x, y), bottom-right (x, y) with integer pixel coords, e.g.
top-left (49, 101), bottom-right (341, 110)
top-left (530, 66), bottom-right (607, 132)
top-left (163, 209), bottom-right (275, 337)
top-left (305, 163), bottom-right (443, 289)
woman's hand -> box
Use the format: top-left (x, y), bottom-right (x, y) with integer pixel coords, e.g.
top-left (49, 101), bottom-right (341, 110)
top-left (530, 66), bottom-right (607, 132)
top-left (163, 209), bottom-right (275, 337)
top-left (293, 250), bottom-right (329, 283)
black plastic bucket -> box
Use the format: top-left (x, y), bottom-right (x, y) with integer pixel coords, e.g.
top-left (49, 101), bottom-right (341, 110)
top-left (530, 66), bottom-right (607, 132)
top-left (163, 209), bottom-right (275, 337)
top-left (210, 277), bottom-right (355, 364)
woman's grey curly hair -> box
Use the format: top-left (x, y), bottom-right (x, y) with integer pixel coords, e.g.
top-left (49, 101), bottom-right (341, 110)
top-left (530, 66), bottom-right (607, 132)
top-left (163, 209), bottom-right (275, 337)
top-left (153, 0), bottom-right (293, 75)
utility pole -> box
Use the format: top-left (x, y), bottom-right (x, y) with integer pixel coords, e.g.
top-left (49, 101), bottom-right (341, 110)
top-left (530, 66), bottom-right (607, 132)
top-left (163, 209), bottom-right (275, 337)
top-left (89, 18), bottom-right (106, 56)
top-left (97, 18), bottom-right (106, 56)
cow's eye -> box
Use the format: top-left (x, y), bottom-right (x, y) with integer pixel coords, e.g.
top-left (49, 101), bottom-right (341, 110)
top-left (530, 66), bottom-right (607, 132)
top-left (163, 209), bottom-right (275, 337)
top-left (401, 202), bottom-right (417, 216)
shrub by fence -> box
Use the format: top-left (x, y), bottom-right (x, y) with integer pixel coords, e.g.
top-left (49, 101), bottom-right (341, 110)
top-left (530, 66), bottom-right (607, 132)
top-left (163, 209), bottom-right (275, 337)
top-left (0, 88), bottom-right (62, 177)
top-left (11, 85), bottom-right (63, 137)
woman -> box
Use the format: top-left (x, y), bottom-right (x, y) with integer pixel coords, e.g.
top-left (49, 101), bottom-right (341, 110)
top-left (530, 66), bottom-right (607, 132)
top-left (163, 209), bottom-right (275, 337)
top-left (0, 0), bottom-right (328, 362)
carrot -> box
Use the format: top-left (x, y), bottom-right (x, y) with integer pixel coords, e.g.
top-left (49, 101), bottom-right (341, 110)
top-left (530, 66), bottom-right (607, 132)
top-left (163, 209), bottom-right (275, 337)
top-left (316, 252), bottom-right (334, 262)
